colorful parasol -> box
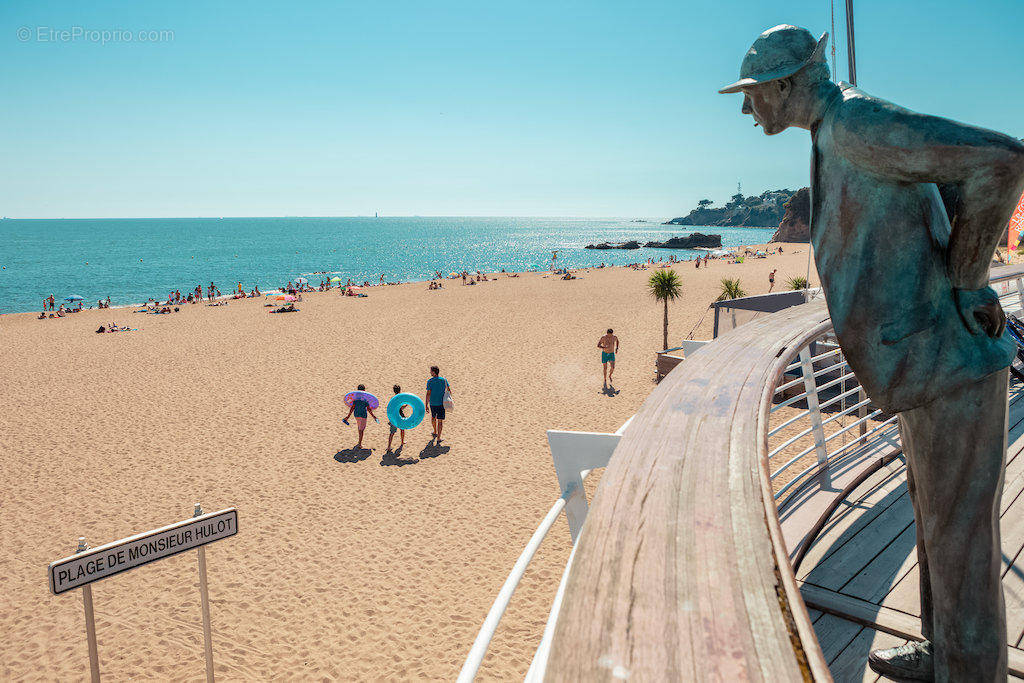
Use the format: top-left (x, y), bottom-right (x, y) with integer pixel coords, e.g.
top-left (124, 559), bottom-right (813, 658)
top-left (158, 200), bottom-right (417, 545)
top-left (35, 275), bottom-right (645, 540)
top-left (1008, 191), bottom-right (1024, 255)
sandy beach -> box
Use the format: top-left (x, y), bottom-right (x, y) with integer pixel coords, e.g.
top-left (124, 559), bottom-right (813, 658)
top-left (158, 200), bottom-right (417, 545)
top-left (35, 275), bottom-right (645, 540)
top-left (1, 246), bottom-right (818, 680)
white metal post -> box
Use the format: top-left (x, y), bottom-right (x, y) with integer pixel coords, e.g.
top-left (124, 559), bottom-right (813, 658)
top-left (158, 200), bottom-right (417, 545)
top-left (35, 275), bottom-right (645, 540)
top-left (194, 504), bottom-right (215, 683)
top-left (78, 537), bottom-right (101, 683)
top-left (547, 431), bottom-right (621, 541)
top-left (1016, 277), bottom-right (1024, 314)
top-left (858, 387), bottom-right (868, 444)
top-left (547, 417), bottom-right (634, 542)
top-left (799, 347), bottom-right (830, 485)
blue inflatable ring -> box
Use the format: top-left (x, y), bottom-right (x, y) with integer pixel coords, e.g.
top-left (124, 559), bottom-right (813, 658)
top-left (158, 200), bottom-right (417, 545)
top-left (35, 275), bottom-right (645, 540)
top-left (387, 393), bottom-right (425, 430)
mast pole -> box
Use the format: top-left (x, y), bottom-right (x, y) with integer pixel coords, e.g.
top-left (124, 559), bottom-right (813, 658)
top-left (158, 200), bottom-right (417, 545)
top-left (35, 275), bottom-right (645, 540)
top-left (845, 0), bottom-right (857, 85)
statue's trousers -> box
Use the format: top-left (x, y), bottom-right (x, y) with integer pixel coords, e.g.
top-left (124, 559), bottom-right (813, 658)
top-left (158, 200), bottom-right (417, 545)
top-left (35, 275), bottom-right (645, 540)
top-left (899, 368), bottom-right (1009, 681)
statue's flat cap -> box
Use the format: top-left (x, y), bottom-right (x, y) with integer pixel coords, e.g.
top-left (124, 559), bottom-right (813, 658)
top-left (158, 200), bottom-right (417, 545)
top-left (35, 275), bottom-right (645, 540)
top-left (719, 25), bottom-right (828, 94)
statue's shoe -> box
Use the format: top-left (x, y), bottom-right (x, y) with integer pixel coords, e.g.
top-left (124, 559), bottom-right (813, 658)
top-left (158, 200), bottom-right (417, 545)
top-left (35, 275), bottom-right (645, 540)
top-left (867, 641), bottom-right (933, 681)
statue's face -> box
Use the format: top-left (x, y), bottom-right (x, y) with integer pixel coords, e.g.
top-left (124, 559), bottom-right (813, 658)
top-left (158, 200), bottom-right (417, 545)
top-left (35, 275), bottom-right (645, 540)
top-left (740, 80), bottom-right (791, 135)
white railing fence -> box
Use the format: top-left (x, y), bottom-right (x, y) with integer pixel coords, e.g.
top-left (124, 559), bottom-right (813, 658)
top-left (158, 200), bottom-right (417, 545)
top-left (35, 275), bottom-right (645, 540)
top-left (456, 417), bottom-right (634, 682)
top-left (766, 270), bottom-right (1024, 513)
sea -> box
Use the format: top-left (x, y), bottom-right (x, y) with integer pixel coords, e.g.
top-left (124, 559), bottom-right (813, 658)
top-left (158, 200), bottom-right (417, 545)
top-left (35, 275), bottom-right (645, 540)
top-left (0, 217), bottom-right (775, 314)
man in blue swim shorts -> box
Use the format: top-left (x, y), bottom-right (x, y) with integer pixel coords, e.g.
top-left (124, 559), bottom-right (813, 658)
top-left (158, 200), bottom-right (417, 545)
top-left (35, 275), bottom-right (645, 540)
top-left (597, 328), bottom-right (619, 384)
top-left (425, 365), bottom-right (451, 442)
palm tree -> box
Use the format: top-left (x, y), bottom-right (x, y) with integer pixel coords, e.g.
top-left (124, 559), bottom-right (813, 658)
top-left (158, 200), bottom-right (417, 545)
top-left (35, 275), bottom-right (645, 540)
top-left (717, 277), bottom-right (746, 301)
top-left (648, 269), bottom-right (683, 350)
top-left (785, 275), bottom-right (809, 290)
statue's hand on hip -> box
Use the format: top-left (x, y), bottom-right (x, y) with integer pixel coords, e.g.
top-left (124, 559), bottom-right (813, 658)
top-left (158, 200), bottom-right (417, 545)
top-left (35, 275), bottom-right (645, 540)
top-left (954, 287), bottom-right (1006, 338)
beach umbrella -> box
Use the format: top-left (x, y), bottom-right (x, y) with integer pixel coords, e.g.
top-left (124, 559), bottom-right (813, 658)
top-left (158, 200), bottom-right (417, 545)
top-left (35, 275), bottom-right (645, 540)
top-left (65, 295), bottom-right (83, 302)
top-left (330, 276), bottom-right (343, 283)
top-left (273, 294), bottom-right (296, 302)
top-left (295, 277), bottom-right (308, 284)
top-left (1009, 191), bottom-right (1024, 255)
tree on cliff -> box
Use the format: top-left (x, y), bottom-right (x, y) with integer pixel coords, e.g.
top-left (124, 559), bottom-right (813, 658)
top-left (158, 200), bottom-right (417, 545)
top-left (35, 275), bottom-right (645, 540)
top-left (648, 269), bottom-right (682, 351)
top-left (664, 188), bottom-right (796, 227)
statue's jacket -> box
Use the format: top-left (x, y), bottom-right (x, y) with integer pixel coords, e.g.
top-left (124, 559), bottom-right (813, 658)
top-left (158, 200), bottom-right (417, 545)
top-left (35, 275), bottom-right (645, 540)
top-left (809, 84), bottom-right (1015, 413)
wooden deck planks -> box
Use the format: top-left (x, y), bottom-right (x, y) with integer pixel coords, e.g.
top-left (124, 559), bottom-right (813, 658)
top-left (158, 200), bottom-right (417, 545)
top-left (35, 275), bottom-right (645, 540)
top-left (801, 583), bottom-right (923, 641)
top-left (801, 499), bottom-right (913, 595)
top-left (777, 431), bottom-right (902, 557)
top-left (798, 383), bottom-right (1024, 679)
top-left (828, 627), bottom-right (905, 682)
top-left (793, 464), bottom-right (908, 580)
top-left (812, 613), bottom-right (868, 664)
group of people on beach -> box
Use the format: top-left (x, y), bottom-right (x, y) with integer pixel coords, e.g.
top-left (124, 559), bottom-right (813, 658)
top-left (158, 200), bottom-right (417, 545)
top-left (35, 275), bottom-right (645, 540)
top-left (38, 293), bottom-right (93, 318)
top-left (37, 306), bottom-right (70, 319)
top-left (341, 366), bottom-right (453, 454)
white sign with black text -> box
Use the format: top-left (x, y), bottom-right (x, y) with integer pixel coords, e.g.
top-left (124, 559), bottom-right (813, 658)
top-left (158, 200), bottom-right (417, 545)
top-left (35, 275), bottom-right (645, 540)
top-left (49, 508), bottom-right (237, 595)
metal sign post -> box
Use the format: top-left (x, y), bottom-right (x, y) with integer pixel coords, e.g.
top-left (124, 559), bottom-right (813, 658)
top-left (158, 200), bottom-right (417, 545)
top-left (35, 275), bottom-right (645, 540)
top-left (77, 538), bottom-right (101, 683)
top-left (50, 506), bottom-right (237, 681)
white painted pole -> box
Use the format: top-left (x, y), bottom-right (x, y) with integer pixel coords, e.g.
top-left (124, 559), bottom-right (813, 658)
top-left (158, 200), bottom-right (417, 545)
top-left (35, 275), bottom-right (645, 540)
top-left (845, 0), bottom-right (857, 85)
top-left (77, 537), bottom-right (101, 683)
top-left (799, 347), bottom-right (830, 486)
top-left (194, 504), bottom-right (215, 683)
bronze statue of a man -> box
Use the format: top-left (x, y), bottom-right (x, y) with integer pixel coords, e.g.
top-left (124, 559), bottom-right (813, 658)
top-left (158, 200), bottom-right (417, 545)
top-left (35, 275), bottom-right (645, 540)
top-left (721, 25), bottom-right (1024, 681)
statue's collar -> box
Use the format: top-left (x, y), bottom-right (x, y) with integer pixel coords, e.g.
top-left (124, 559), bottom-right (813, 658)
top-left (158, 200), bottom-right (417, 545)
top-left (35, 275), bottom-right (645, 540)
top-left (811, 82), bottom-right (846, 134)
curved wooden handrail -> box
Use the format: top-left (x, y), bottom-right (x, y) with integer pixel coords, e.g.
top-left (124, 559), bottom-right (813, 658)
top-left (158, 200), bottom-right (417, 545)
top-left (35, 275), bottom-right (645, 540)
top-left (545, 299), bottom-right (833, 681)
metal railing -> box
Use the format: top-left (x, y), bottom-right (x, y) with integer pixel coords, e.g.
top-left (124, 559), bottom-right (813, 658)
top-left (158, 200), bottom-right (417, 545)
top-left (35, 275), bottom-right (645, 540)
top-left (456, 417), bottom-right (633, 682)
top-left (765, 266), bottom-right (1024, 512)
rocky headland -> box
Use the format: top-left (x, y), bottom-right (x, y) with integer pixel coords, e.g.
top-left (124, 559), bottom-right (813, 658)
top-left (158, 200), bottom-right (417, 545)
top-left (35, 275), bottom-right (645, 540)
top-left (665, 189), bottom-right (796, 228)
top-left (644, 233), bottom-right (722, 249)
top-left (584, 240), bottom-right (641, 250)
top-left (585, 233), bottom-right (722, 250)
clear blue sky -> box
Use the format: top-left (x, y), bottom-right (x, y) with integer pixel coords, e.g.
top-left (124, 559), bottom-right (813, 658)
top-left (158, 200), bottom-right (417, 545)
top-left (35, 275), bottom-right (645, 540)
top-left (1, 0), bottom-right (1021, 218)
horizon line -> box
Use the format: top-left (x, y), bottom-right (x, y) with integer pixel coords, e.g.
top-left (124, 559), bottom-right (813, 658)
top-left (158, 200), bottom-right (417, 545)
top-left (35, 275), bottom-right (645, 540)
top-left (0, 214), bottom-right (680, 221)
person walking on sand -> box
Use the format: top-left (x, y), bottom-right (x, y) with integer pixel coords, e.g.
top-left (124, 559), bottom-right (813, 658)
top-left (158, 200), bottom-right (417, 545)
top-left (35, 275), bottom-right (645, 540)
top-left (768, 268), bottom-right (777, 292)
top-left (598, 328), bottom-right (619, 384)
top-left (425, 366), bottom-right (451, 442)
top-left (387, 384), bottom-right (407, 452)
top-left (342, 384), bottom-right (378, 449)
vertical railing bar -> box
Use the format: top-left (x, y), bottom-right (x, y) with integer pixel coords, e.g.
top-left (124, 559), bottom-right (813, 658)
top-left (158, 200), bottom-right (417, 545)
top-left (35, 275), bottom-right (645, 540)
top-left (858, 387), bottom-right (868, 444)
top-left (798, 347), bottom-right (830, 485)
